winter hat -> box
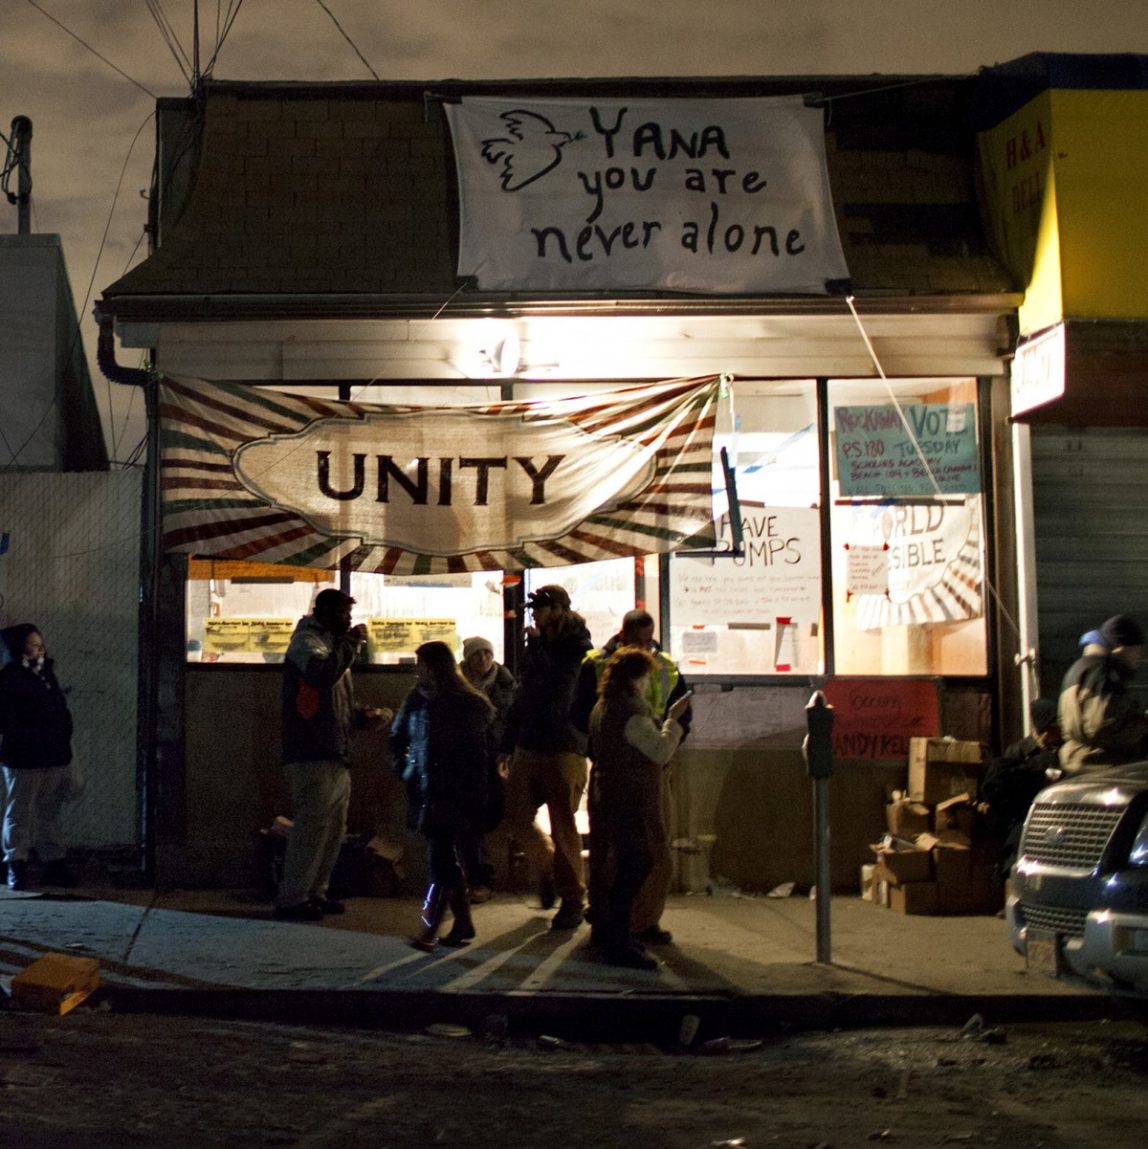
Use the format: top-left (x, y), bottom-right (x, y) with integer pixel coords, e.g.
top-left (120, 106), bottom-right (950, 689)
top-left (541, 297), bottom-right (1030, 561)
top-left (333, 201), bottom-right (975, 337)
top-left (462, 635), bottom-right (494, 661)
top-left (1099, 614), bottom-right (1145, 650)
top-left (1029, 699), bottom-right (1057, 733)
top-left (0, 623), bottom-right (40, 662)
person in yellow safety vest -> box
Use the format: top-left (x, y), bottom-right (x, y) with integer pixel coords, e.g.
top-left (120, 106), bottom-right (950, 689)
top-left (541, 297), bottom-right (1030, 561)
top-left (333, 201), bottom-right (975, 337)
top-left (572, 609), bottom-right (691, 949)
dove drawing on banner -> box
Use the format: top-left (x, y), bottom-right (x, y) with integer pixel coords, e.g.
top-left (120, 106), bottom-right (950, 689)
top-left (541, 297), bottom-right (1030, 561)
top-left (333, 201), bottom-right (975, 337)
top-left (480, 110), bottom-right (581, 191)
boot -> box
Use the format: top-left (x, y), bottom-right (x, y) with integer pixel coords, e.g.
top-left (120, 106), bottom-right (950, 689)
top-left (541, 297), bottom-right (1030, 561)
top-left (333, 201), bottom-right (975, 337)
top-left (410, 883), bottom-right (449, 952)
top-left (440, 882), bottom-right (476, 947)
top-left (6, 859), bottom-right (28, 892)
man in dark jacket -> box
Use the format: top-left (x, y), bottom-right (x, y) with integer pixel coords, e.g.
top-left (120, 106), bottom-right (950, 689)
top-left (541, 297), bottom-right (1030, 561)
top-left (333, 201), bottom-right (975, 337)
top-left (0, 624), bottom-right (76, 891)
top-left (502, 585), bottom-right (594, 930)
top-left (277, 589), bottom-right (389, 921)
top-left (1058, 613), bottom-right (1147, 775)
top-left (981, 698), bottom-right (1061, 874)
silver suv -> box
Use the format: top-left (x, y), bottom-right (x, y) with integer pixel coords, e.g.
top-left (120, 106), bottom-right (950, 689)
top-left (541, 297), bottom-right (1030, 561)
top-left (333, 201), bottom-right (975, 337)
top-left (1008, 761), bottom-right (1148, 996)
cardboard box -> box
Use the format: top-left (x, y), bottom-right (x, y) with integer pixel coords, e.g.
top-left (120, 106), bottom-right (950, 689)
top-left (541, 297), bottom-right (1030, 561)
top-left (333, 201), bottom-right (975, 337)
top-left (889, 882), bottom-right (938, 915)
top-left (937, 866), bottom-right (1003, 915)
top-left (11, 953), bottom-right (100, 1015)
top-left (934, 795), bottom-right (976, 845)
top-left (908, 738), bottom-right (983, 804)
top-left (874, 847), bottom-right (933, 886)
top-left (886, 800), bottom-right (931, 838)
top-left (933, 842), bottom-right (972, 887)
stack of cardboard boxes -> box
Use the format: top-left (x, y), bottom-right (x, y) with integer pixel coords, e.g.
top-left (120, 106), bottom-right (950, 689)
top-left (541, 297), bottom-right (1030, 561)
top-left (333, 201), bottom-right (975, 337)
top-left (863, 737), bottom-right (1003, 915)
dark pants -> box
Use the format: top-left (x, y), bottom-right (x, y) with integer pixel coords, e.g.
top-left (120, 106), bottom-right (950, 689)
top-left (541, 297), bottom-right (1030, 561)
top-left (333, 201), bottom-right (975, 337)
top-left (427, 831), bottom-right (468, 890)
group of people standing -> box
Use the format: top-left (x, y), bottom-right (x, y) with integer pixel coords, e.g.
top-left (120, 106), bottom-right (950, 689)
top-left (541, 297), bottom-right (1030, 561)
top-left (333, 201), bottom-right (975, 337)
top-left (275, 585), bottom-right (692, 969)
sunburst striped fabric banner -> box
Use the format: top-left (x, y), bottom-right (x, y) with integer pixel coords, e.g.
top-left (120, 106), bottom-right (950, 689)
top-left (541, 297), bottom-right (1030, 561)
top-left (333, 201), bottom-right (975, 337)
top-left (159, 375), bottom-right (720, 574)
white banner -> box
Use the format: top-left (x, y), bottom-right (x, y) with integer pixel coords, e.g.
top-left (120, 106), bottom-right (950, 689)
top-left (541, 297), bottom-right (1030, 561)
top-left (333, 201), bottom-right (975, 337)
top-left (846, 501), bottom-right (983, 630)
top-left (446, 96), bottom-right (849, 294)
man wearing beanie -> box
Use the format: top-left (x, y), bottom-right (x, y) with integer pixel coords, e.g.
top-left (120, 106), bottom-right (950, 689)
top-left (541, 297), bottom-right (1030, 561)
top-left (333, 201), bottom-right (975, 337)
top-left (1058, 613), bottom-right (1147, 774)
top-left (501, 584), bottom-right (594, 930)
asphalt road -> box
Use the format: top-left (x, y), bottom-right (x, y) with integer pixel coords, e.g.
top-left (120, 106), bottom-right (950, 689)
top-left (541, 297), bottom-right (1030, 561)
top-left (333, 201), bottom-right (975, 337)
top-left (1, 1007), bottom-right (1146, 1148)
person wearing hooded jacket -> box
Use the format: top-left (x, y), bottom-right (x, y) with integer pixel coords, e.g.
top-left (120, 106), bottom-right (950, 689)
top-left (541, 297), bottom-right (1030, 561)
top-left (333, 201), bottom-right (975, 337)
top-left (501, 584), bottom-right (594, 931)
top-left (0, 624), bottom-right (76, 891)
top-left (1058, 613), bottom-right (1148, 775)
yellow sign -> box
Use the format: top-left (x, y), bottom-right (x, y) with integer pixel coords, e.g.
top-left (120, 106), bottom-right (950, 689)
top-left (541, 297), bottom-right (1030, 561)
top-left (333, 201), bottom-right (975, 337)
top-left (188, 558), bottom-right (329, 582)
top-left (978, 88), bottom-right (1148, 335)
top-left (367, 618), bottom-right (457, 654)
top-left (203, 618), bottom-right (294, 654)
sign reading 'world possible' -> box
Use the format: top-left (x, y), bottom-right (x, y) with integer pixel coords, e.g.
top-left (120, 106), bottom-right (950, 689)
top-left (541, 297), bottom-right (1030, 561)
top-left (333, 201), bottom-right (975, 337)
top-left (445, 96), bottom-right (849, 294)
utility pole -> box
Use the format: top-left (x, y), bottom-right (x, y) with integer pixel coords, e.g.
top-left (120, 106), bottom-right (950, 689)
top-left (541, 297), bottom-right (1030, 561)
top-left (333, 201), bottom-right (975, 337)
top-left (192, 0), bottom-right (200, 87)
top-left (6, 116), bottom-right (33, 234)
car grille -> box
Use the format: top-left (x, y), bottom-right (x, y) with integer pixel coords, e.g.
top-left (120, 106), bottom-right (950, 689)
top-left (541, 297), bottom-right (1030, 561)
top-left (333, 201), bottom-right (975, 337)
top-left (1020, 801), bottom-right (1125, 870)
top-left (1020, 902), bottom-right (1089, 939)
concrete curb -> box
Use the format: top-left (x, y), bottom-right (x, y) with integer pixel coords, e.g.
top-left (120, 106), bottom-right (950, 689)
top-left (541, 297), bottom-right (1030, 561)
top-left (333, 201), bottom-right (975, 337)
top-left (95, 985), bottom-right (1134, 1039)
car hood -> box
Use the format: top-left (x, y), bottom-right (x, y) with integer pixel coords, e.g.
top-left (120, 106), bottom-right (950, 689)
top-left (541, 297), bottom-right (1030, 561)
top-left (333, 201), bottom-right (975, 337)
top-left (1039, 760), bottom-right (1148, 807)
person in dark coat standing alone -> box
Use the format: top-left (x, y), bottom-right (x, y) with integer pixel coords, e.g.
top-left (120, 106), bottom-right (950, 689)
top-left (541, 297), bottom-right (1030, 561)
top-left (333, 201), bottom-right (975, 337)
top-left (392, 641), bottom-right (498, 951)
top-left (0, 624), bottom-right (76, 891)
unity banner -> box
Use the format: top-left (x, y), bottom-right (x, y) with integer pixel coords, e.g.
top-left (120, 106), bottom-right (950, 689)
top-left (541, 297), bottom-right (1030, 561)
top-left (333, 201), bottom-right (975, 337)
top-left (445, 95), bottom-right (849, 294)
top-left (158, 376), bottom-right (721, 574)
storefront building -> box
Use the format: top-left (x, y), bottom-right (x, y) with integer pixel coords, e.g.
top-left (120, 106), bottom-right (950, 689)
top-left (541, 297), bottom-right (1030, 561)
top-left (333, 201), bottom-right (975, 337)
top-left (975, 53), bottom-right (1148, 712)
top-left (96, 73), bottom-right (1023, 890)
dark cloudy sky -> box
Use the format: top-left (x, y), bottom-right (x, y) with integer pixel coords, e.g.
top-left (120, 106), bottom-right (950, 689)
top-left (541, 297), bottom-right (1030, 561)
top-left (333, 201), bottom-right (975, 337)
top-left (3, 0), bottom-right (1147, 461)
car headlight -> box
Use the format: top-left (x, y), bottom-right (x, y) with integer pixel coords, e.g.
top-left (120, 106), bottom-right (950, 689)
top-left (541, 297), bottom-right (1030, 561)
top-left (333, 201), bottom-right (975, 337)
top-left (1131, 812), bottom-right (1148, 866)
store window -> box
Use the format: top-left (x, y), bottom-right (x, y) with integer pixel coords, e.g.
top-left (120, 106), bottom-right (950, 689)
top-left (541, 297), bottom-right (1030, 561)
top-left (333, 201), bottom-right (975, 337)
top-left (185, 564), bottom-right (505, 665)
top-left (183, 375), bottom-right (990, 681)
top-left (668, 380), bottom-right (823, 677)
top-left (827, 377), bottom-right (988, 677)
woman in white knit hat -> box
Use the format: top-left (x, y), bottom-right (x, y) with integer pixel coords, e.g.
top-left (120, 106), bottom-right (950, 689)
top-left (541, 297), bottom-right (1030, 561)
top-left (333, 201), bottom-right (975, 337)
top-left (459, 636), bottom-right (516, 900)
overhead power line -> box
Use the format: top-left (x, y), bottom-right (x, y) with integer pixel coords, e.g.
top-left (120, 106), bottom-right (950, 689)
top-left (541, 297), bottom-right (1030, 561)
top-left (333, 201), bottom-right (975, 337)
top-left (23, 0), bottom-right (157, 99)
top-left (314, 0), bottom-right (381, 81)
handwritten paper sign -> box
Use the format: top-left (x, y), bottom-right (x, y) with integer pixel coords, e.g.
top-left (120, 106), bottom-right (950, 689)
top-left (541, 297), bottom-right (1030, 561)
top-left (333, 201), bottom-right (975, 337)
top-left (367, 618), bottom-right (458, 654)
top-left (834, 404), bottom-right (980, 496)
top-left (846, 501), bottom-right (983, 630)
top-left (670, 505), bottom-right (822, 674)
top-left (446, 96), bottom-right (848, 294)
top-left (820, 677), bottom-right (941, 760)
top-left (845, 544), bottom-right (890, 599)
top-left (203, 618), bottom-right (294, 655)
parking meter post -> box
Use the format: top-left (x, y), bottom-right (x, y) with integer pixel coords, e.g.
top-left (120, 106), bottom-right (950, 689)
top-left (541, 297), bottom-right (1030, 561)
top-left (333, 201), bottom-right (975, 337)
top-left (805, 691), bottom-right (835, 964)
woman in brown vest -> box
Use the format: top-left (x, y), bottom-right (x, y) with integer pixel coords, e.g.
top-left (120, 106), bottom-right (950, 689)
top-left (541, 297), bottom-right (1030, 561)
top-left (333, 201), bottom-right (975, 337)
top-left (587, 648), bottom-right (691, 969)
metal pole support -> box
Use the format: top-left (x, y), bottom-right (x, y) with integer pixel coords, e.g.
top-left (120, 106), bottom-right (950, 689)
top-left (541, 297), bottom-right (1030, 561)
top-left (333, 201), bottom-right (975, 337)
top-left (804, 690), bottom-right (835, 964)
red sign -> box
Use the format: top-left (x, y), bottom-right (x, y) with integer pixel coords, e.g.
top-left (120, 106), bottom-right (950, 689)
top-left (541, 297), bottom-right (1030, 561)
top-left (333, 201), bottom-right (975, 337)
top-left (820, 677), bottom-right (941, 760)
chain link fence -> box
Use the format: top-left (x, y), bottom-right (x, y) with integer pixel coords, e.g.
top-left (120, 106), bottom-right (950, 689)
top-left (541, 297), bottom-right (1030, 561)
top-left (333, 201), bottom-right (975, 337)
top-left (1, 470), bottom-right (142, 860)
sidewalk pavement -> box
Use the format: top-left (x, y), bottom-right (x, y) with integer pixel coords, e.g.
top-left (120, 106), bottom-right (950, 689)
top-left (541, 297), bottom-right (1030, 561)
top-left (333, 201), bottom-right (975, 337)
top-left (0, 884), bottom-right (1124, 1039)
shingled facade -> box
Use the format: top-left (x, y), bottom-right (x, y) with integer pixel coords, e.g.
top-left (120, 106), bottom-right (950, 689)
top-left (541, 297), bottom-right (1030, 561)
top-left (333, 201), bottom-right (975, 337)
top-left (101, 76), bottom-right (1014, 317)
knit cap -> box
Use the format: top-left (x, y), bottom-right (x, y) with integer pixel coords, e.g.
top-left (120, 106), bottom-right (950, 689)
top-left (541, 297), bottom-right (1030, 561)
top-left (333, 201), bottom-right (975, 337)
top-left (1100, 614), bottom-right (1145, 650)
top-left (462, 635), bottom-right (494, 661)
